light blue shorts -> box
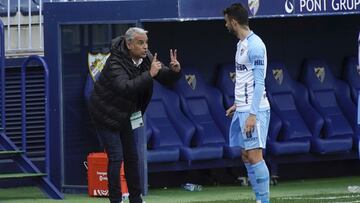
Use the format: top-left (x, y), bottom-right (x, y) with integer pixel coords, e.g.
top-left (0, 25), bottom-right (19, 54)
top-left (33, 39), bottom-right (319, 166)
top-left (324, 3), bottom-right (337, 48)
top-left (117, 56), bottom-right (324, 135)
top-left (229, 110), bottom-right (270, 150)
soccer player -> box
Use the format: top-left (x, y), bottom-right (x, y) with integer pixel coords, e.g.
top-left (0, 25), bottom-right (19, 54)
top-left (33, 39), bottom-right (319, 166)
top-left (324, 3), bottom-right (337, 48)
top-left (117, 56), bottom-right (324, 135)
top-left (223, 3), bottom-right (271, 203)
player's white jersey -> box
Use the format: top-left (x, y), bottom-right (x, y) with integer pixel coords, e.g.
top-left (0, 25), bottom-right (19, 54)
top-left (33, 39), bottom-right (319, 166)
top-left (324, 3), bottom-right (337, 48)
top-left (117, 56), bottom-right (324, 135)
top-left (234, 32), bottom-right (269, 112)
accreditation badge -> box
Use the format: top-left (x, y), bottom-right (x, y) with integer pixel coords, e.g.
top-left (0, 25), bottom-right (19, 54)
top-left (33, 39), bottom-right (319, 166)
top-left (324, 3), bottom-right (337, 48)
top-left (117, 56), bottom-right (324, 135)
top-left (130, 111), bottom-right (143, 130)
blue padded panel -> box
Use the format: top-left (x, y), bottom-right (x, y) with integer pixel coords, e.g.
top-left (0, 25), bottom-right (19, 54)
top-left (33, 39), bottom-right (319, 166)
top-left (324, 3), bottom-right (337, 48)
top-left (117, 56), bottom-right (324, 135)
top-left (267, 140), bottom-right (310, 156)
top-left (146, 81), bottom-right (196, 163)
top-left (267, 110), bottom-right (282, 141)
top-left (281, 112), bottom-right (312, 141)
top-left (149, 81), bottom-right (195, 147)
top-left (343, 57), bottom-right (360, 103)
top-left (301, 59), bottom-right (355, 151)
top-left (266, 63), bottom-right (313, 141)
top-left (223, 146), bottom-right (241, 159)
top-left (311, 136), bottom-right (353, 154)
top-left (272, 93), bottom-right (296, 111)
top-left (302, 60), bottom-right (337, 91)
top-left (146, 82), bottom-right (189, 149)
top-left (180, 146), bottom-right (223, 161)
top-left (187, 98), bottom-right (225, 146)
top-left (188, 98), bottom-right (209, 115)
top-left (149, 118), bottom-right (183, 148)
top-left (175, 67), bottom-right (226, 148)
top-left (216, 64), bottom-right (235, 108)
top-left (147, 147), bottom-right (180, 163)
top-left (302, 60), bottom-right (354, 137)
top-left (145, 122), bottom-right (151, 143)
top-left (273, 94), bottom-right (312, 140)
top-left (313, 90), bottom-right (338, 108)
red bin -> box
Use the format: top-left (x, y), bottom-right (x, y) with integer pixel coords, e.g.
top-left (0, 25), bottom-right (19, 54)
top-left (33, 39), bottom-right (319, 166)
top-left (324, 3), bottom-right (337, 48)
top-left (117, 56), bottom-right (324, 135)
top-left (87, 152), bottom-right (128, 198)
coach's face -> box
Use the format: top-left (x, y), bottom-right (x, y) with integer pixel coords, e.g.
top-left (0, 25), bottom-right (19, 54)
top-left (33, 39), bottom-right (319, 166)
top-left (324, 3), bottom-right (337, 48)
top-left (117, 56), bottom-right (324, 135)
top-left (224, 14), bottom-right (236, 35)
top-left (127, 33), bottom-right (148, 60)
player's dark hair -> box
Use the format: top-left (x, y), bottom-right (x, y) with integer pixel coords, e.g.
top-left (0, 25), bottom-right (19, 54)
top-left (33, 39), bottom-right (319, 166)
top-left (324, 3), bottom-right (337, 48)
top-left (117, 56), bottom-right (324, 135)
top-left (223, 3), bottom-right (249, 26)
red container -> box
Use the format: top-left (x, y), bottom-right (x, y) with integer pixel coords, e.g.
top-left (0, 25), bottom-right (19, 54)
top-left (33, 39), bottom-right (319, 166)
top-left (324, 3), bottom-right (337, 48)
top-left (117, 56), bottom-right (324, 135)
top-left (87, 152), bottom-right (128, 197)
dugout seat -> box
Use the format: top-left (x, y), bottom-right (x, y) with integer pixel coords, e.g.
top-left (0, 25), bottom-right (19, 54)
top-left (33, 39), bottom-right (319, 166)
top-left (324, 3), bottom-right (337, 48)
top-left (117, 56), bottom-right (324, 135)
top-left (301, 59), bottom-right (354, 153)
top-left (343, 57), bottom-right (359, 104)
top-left (216, 64), bottom-right (236, 108)
top-left (342, 57), bottom-right (360, 149)
top-left (265, 62), bottom-right (318, 155)
top-left (148, 80), bottom-right (237, 163)
top-left (145, 81), bottom-right (192, 163)
top-left (175, 67), bottom-right (241, 159)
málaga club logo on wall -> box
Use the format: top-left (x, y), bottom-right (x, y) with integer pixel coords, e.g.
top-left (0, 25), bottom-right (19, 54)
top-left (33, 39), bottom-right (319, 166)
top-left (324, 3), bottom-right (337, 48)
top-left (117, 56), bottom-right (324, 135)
top-left (248, 0), bottom-right (260, 16)
top-left (284, 0), bottom-right (294, 14)
top-left (185, 75), bottom-right (197, 90)
top-left (88, 52), bottom-right (110, 82)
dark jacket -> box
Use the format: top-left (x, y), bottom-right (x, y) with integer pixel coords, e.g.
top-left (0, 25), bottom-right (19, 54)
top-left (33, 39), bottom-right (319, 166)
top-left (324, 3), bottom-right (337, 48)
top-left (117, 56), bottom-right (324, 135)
top-left (88, 36), bottom-right (181, 131)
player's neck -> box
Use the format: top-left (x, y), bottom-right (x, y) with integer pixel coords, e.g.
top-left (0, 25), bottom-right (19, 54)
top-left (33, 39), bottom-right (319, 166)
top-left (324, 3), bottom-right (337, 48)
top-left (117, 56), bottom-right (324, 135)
top-left (237, 26), bottom-right (251, 41)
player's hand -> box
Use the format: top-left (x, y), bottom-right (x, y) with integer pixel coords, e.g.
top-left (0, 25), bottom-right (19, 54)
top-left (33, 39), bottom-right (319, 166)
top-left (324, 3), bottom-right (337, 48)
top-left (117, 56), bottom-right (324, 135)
top-left (225, 104), bottom-right (236, 117)
top-left (150, 53), bottom-right (162, 77)
top-left (169, 49), bottom-right (181, 73)
top-left (244, 114), bottom-right (256, 137)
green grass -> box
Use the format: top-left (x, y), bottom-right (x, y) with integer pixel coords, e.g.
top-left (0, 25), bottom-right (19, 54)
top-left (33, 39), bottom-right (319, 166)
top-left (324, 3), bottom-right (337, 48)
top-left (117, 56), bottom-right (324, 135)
top-left (0, 176), bottom-right (360, 202)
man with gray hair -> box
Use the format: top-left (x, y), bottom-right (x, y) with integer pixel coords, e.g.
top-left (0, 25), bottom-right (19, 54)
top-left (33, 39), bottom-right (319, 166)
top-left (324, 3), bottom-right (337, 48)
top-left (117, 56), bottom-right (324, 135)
top-left (88, 27), bottom-right (181, 203)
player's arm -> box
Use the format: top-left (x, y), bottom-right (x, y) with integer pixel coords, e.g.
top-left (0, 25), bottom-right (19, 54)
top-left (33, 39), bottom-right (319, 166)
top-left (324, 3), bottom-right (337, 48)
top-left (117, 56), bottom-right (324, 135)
top-left (248, 44), bottom-right (266, 116)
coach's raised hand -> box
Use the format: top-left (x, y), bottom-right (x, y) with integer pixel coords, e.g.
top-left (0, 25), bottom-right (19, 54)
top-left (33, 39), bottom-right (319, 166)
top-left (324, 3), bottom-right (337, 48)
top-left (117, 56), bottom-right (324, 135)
top-left (169, 49), bottom-right (181, 72)
top-left (150, 53), bottom-right (162, 77)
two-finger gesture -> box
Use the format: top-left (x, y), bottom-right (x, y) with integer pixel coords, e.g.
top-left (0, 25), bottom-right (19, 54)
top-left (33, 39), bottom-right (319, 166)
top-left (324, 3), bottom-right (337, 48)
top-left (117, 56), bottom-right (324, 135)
top-left (169, 49), bottom-right (181, 73)
top-left (150, 53), bottom-right (162, 78)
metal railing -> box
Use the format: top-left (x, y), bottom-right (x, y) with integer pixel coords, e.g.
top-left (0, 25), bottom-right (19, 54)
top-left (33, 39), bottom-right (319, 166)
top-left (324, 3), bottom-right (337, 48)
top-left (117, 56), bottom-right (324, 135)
top-left (21, 55), bottom-right (50, 173)
top-left (0, 20), bottom-right (5, 130)
top-left (1, 0), bottom-right (57, 56)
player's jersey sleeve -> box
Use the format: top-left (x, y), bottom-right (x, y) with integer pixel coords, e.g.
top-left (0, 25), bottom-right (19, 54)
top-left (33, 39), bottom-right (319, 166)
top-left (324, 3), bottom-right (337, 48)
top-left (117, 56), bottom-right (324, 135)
top-left (248, 42), bottom-right (266, 115)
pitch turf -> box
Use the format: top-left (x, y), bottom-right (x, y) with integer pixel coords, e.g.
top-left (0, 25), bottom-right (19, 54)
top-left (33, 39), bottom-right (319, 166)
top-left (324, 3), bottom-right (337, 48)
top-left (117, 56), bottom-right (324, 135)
top-left (0, 176), bottom-right (359, 202)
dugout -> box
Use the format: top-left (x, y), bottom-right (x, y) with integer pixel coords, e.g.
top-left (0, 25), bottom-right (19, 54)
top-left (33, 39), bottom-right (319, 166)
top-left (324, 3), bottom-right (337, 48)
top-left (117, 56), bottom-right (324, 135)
top-left (38, 0), bottom-right (360, 193)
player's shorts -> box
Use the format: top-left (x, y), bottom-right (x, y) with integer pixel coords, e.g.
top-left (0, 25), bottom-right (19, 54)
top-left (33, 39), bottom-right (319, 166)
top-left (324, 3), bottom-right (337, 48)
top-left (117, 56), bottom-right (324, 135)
top-left (229, 110), bottom-right (270, 150)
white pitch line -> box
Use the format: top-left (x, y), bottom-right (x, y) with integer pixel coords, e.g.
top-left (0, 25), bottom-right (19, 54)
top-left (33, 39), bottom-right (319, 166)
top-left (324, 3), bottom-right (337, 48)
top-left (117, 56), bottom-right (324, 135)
top-left (279, 194), bottom-right (360, 200)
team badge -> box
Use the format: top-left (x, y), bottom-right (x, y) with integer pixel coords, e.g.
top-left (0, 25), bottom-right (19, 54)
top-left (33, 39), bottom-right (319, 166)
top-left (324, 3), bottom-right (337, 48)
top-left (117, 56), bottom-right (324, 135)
top-left (240, 48), bottom-right (245, 56)
top-left (185, 74), bottom-right (197, 90)
top-left (248, 0), bottom-right (260, 16)
top-left (88, 52), bottom-right (110, 82)
top-left (284, 0), bottom-right (294, 14)
top-left (314, 67), bottom-right (325, 83)
top-left (272, 69), bottom-right (283, 85)
top-left (229, 72), bottom-right (236, 83)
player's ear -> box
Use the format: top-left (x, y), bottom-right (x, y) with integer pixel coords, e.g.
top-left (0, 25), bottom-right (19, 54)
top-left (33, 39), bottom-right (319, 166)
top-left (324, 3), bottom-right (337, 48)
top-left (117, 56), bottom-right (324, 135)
top-left (231, 18), bottom-right (237, 26)
top-left (126, 41), bottom-right (132, 50)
